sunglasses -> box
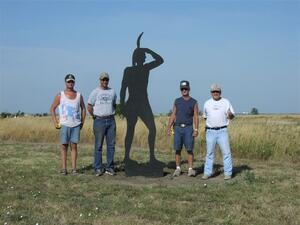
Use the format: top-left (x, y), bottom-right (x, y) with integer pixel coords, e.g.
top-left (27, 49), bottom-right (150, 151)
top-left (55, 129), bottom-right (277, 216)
top-left (101, 78), bottom-right (109, 82)
top-left (181, 88), bottom-right (189, 91)
top-left (211, 91), bottom-right (220, 93)
top-left (66, 80), bottom-right (75, 83)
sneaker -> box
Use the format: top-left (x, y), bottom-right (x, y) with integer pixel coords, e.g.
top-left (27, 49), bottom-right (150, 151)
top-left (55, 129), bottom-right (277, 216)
top-left (95, 169), bottom-right (104, 176)
top-left (105, 168), bottom-right (116, 176)
top-left (202, 174), bottom-right (210, 180)
top-left (71, 169), bottom-right (78, 175)
top-left (188, 168), bottom-right (196, 177)
top-left (60, 169), bottom-right (67, 175)
top-left (224, 175), bottom-right (232, 180)
top-left (173, 168), bottom-right (181, 177)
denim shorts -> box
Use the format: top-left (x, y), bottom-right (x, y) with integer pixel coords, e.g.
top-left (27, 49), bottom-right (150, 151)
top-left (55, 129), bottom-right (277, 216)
top-left (174, 125), bottom-right (194, 152)
top-left (60, 125), bottom-right (80, 144)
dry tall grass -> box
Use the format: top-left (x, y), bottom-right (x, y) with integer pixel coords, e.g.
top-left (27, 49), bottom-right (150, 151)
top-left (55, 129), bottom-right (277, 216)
top-left (0, 115), bottom-right (299, 161)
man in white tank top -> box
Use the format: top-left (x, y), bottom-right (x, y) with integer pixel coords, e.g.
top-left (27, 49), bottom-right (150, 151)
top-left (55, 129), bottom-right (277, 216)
top-left (50, 74), bottom-right (86, 175)
top-left (202, 84), bottom-right (235, 180)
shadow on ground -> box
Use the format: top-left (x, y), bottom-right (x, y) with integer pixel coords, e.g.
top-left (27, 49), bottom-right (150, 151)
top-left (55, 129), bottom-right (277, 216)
top-left (76, 160), bottom-right (252, 187)
top-left (124, 159), bottom-right (166, 178)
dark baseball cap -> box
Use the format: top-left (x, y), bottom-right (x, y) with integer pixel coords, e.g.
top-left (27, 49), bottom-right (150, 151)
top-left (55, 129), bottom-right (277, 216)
top-left (65, 74), bottom-right (75, 82)
top-left (180, 80), bottom-right (190, 89)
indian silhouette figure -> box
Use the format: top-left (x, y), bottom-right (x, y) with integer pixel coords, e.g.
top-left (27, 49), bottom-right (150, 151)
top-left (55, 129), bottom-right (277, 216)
top-left (120, 32), bottom-right (165, 177)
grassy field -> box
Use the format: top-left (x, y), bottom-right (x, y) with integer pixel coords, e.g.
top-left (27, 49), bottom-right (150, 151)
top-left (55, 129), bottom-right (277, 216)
top-left (0, 115), bottom-right (299, 224)
top-left (0, 142), bottom-right (299, 225)
top-left (0, 115), bottom-right (299, 161)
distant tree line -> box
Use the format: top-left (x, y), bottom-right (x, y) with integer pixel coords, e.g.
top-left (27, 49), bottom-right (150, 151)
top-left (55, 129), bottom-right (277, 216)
top-left (0, 111), bottom-right (49, 118)
top-left (1, 110), bottom-right (25, 118)
top-left (1, 106), bottom-right (259, 119)
top-left (250, 107), bottom-right (259, 115)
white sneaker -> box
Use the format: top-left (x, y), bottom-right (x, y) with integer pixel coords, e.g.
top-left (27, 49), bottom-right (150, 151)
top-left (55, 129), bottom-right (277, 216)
top-left (188, 168), bottom-right (196, 177)
top-left (202, 174), bottom-right (210, 180)
top-left (173, 168), bottom-right (181, 177)
top-left (224, 175), bottom-right (232, 180)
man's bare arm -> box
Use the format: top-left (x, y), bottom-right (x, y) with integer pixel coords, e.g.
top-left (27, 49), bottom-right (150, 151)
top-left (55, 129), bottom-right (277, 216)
top-left (193, 103), bottom-right (199, 137)
top-left (80, 95), bottom-right (86, 127)
top-left (167, 105), bottom-right (177, 136)
top-left (50, 94), bottom-right (60, 128)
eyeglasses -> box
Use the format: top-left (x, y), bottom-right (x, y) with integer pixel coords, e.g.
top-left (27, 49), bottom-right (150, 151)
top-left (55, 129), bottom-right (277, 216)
top-left (181, 88), bottom-right (189, 91)
top-left (211, 91), bottom-right (220, 93)
top-left (101, 78), bottom-right (109, 82)
top-left (66, 80), bottom-right (75, 83)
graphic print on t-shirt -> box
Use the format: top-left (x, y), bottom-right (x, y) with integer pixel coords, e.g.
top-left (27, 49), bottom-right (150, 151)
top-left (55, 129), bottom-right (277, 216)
top-left (61, 104), bottom-right (79, 122)
top-left (97, 93), bottom-right (113, 105)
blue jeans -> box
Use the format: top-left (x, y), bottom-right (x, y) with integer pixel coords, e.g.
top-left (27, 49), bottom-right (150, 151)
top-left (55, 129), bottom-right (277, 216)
top-left (93, 117), bottom-right (116, 171)
top-left (204, 128), bottom-right (233, 176)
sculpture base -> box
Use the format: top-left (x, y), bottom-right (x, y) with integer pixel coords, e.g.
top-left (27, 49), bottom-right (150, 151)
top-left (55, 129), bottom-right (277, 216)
top-left (125, 159), bottom-right (165, 177)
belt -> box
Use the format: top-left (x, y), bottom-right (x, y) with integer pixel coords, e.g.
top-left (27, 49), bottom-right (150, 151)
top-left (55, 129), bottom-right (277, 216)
top-left (206, 126), bottom-right (227, 130)
top-left (94, 115), bottom-right (114, 119)
top-left (175, 123), bottom-right (192, 128)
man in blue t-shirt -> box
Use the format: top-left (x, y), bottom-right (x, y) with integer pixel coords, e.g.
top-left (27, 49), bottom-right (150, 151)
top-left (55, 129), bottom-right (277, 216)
top-left (167, 80), bottom-right (199, 177)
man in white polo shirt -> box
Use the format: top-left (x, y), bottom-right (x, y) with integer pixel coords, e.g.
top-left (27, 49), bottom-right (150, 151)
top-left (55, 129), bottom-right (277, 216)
top-left (202, 84), bottom-right (235, 180)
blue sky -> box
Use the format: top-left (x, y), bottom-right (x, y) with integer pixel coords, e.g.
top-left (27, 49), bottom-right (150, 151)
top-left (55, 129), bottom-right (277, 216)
top-left (0, 0), bottom-right (299, 114)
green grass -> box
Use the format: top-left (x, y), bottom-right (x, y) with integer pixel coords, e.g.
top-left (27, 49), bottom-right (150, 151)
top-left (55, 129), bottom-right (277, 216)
top-left (0, 142), bottom-right (299, 225)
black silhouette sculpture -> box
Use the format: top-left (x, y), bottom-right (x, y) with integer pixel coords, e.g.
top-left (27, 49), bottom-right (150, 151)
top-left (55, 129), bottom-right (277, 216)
top-left (120, 32), bottom-right (165, 177)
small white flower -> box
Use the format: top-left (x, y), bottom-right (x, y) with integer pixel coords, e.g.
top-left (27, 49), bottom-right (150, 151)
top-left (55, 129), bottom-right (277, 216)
top-left (6, 211), bottom-right (10, 215)
top-left (20, 215), bottom-right (23, 219)
top-left (88, 213), bottom-right (91, 217)
top-left (36, 223), bottom-right (39, 225)
top-left (204, 183), bottom-right (207, 187)
top-left (79, 213), bottom-right (83, 217)
top-left (4, 222), bottom-right (8, 225)
top-left (95, 207), bottom-right (98, 210)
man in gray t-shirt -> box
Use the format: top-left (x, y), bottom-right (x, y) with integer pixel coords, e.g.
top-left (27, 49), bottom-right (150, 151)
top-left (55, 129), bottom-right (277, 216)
top-left (88, 72), bottom-right (117, 176)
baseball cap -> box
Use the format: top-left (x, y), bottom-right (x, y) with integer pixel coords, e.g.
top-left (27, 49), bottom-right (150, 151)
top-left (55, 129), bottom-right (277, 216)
top-left (210, 83), bottom-right (221, 92)
top-left (99, 72), bottom-right (110, 80)
top-left (65, 74), bottom-right (75, 82)
top-left (180, 80), bottom-right (190, 89)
